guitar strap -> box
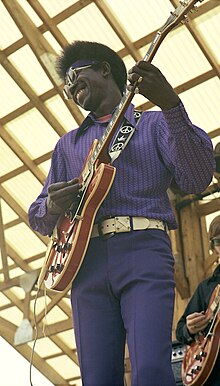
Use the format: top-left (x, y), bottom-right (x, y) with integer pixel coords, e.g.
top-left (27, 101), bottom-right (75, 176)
top-left (109, 110), bottom-right (143, 163)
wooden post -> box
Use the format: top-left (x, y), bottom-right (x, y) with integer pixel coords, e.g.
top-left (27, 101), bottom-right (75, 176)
top-left (178, 201), bottom-right (205, 296)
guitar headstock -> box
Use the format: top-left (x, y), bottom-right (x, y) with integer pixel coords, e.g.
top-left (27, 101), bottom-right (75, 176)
top-left (160, 0), bottom-right (204, 34)
top-left (143, 0), bottom-right (204, 62)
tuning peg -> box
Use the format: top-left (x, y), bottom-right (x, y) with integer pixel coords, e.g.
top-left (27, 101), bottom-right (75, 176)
top-left (190, 6), bottom-right (198, 13)
top-left (181, 15), bottom-right (189, 24)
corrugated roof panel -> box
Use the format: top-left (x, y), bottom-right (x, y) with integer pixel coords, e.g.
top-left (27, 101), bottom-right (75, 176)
top-left (43, 305), bottom-right (69, 324)
top-left (206, 211), bottom-right (220, 229)
top-left (38, 0), bottom-right (78, 18)
top-left (2, 171), bottom-right (44, 212)
top-left (140, 26), bottom-right (212, 88)
top-left (57, 330), bottom-right (76, 350)
top-left (39, 160), bottom-right (51, 176)
top-left (194, 5), bottom-right (220, 64)
top-left (17, 0), bottom-right (43, 27)
top-left (5, 109), bottom-right (60, 159)
top-left (0, 306), bottom-right (23, 326)
top-left (58, 3), bottom-right (124, 51)
top-left (33, 337), bottom-right (62, 357)
top-left (8, 266), bottom-right (25, 279)
top-left (1, 199), bottom-right (19, 224)
top-left (0, 139), bottom-right (23, 177)
top-left (10, 286), bottom-right (26, 300)
top-left (7, 257), bottom-right (15, 267)
top-left (9, 45), bottom-right (53, 96)
top-left (0, 66), bottom-right (29, 118)
top-left (45, 95), bottom-right (78, 132)
top-left (180, 77), bottom-right (220, 133)
top-left (211, 136), bottom-right (220, 149)
top-left (29, 257), bottom-right (46, 271)
top-left (0, 292), bottom-right (11, 307)
top-left (0, 1), bottom-right (22, 49)
top-left (43, 31), bottom-right (63, 54)
top-left (5, 223), bottom-right (46, 259)
top-left (70, 381), bottom-right (82, 386)
top-left (30, 294), bottom-right (52, 315)
top-left (106, 0), bottom-right (174, 42)
top-left (46, 355), bottom-right (81, 379)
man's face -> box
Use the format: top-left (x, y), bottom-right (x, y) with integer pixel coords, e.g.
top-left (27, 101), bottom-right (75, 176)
top-left (64, 62), bottom-right (107, 112)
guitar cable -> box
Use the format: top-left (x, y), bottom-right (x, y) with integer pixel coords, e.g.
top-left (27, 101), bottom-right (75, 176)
top-left (29, 286), bottom-right (40, 386)
top-left (29, 282), bottom-right (48, 386)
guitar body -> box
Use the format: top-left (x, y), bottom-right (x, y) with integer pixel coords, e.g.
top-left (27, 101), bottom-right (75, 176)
top-left (182, 285), bottom-right (220, 386)
top-left (39, 159), bottom-right (116, 291)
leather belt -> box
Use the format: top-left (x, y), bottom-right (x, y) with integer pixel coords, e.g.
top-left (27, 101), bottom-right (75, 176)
top-left (91, 216), bottom-right (167, 239)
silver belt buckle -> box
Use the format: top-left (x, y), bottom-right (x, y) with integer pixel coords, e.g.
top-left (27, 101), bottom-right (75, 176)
top-left (114, 216), bottom-right (131, 233)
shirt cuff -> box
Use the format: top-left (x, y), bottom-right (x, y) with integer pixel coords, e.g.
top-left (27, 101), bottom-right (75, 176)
top-left (183, 324), bottom-right (195, 344)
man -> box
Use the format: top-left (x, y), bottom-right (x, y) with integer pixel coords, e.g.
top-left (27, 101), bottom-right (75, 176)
top-left (28, 41), bottom-right (215, 386)
top-left (176, 215), bottom-right (220, 386)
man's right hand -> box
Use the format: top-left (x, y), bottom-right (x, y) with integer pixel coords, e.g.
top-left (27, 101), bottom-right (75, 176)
top-left (186, 311), bottom-right (210, 335)
top-left (47, 178), bottom-right (81, 215)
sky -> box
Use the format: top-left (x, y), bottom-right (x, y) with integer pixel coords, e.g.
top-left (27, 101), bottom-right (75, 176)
top-left (0, 337), bottom-right (54, 386)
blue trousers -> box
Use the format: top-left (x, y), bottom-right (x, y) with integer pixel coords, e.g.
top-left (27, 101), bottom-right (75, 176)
top-left (71, 229), bottom-right (176, 386)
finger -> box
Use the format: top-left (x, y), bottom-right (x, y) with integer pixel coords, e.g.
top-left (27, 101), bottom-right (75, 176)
top-left (48, 178), bottom-right (80, 193)
top-left (186, 312), bottom-right (202, 320)
top-left (127, 72), bottom-right (141, 84)
top-left (49, 183), bottom-right (81, 198)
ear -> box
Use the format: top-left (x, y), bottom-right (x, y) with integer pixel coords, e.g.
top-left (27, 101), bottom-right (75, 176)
top-left (100, 61), bottom-right (111, 77)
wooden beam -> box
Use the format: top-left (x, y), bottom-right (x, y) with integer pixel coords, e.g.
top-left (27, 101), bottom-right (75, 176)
top-left (0, 319), bottom-right (69, 385)
top-left (0, 198), bottom-right (10, 281)
top-left (95, 0), bottom-right (142, 62)
top-left (35, 284), bottom-right (71, 325)
top-left (0, 51), bottom-right (67, 138)
top-left (198, 197), bottom-right (220, 217)
top-left (0, 124), bottom-right (46, 184)
top-left (0, 186), bottom-right (48, 245)
top-left (179, 202), bottom-right (205, 295)
top-left (2, 0), bottom-right (85, 125)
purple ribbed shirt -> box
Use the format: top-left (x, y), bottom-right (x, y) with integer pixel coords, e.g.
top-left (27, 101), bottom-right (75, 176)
top-left (28, 102), bottom-right (215, 236)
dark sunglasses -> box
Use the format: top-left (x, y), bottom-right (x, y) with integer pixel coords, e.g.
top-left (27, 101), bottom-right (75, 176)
top-left (63, 62), bottom-right (99, 100)
top-left (211, 238), bottom-right (220, 247)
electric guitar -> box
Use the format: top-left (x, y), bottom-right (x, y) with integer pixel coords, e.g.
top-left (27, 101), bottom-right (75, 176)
top-left (38, 0), bottom-right (204, 292)
top-left (182, 284), bottom-right (220, 386)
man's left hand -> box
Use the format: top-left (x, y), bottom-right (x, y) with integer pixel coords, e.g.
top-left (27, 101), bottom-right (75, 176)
top-left (127, 61), bottom-right (180, 110)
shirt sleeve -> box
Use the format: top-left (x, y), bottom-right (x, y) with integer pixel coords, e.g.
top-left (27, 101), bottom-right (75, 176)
top-left (28, 141), bottom-right (67, 236)
top-left (157, 101), bottom-right (215, 194)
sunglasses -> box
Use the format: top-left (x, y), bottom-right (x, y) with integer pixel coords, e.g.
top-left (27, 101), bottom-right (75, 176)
top-left (211, 238), bottom-right (220, 247)
top-left (63, 63), bottom-right (98, 100)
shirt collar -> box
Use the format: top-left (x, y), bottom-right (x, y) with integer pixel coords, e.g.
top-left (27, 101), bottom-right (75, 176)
top-left (75, 103), bottom-right (135, 143)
